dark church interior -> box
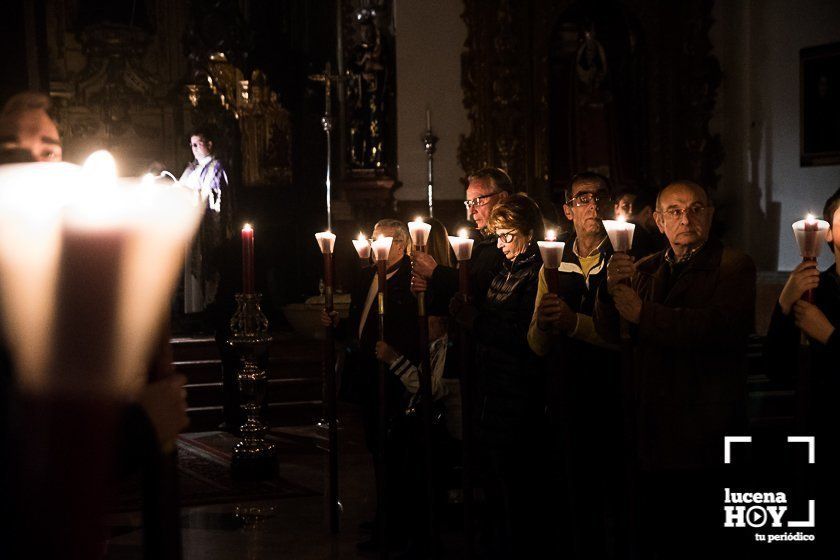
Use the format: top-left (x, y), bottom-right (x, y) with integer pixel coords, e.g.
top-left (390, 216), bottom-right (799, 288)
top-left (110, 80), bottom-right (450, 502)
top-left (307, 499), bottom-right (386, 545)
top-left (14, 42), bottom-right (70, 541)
top-left (1, 0), bottom-right (840, 558)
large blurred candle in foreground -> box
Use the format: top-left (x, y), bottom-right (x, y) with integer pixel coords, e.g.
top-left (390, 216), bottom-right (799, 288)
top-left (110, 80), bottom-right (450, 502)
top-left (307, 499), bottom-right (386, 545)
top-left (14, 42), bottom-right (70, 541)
top-left (0, 152), bottom-right (203, 397)
top-left (242, 224), bottom-right (255, 294)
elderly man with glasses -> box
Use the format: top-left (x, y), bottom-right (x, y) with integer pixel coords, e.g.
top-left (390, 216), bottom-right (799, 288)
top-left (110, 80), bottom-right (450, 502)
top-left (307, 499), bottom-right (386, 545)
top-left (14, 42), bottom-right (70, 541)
top-left (526, 171), bottom-right (629, 558)
top-left (595, 180), bottom-right (756, 558)
top-left (411, 167), bottom-right (514, 307)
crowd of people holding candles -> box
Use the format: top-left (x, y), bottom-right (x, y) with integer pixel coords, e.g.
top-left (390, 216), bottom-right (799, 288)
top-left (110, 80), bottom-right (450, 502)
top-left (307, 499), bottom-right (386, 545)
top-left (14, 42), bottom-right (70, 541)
top-left (318, 167), bottom-right (840, 559)
top-left (0, 88), bottom-right (839, 558)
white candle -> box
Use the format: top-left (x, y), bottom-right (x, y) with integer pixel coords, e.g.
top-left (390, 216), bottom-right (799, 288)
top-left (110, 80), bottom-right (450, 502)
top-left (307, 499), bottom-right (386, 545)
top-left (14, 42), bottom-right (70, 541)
top-left (371, 235), bottom-right (393, 262)
top-left (0, 152), bottom-right (203, 398)
top-left (352, 232), bottom-right (371, 259)
top-left (793, 214), bottom-right (830, 259)
top-left (408, 217), bottom-right (432, 247)
top-left (603, 217), bottom-right (636, 253)
top-left (537, 229), bottom-right (565, 269)
top-left (447, 228), bottom-right (474, 261)
top-left (315, 231), bottom-right (336, 254)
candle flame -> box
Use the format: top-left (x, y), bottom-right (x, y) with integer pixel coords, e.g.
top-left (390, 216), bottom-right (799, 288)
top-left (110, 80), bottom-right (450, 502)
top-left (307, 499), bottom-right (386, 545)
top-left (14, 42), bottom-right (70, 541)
top-left (141, 173), bottom-right (156, 186)
top-left (545, 228), bottom-right (557, 241)
top-left (82, 150), bottom-right (117, 184)
top-left (617, 214), bottom-right (627, 224)
top-left (413, 216), bottom-right (424, 223)
top-left (458, 228), bottom-right (469, 239)
top-left (357, 231), bottom-right (366, 241)
top-left (806, 213), bottom-right (816, 224)
top-left (243, 223), bottom-right (253, 232)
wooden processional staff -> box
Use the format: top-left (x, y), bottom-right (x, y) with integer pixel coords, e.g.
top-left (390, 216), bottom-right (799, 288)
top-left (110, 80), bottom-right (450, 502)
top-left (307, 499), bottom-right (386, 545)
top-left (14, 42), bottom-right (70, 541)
top-left (371, 235), bottom-right (393, 560)
top-left (408, 218), bottom-right (439, 552)
top-left (447, 231), bottom-right (475, 558)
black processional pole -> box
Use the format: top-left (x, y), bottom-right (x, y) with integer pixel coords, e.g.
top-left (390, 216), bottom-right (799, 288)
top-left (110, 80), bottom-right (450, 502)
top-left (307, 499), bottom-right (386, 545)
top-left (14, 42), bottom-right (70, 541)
top-left (408, 219), bottom-right (439, 553)
top-left (371, 236), bottom-right (393, 560)
top-left (315, 232), bottom-right (340, 534)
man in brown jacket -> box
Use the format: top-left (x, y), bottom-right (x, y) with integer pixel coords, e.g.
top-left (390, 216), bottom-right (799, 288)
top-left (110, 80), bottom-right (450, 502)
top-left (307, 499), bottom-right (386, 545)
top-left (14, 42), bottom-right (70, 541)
top-left (595, 180), bottom-right (756, 558)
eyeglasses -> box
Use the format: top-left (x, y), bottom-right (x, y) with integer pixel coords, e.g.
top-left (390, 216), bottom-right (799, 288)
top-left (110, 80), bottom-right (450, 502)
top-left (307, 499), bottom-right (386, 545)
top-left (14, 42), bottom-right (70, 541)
top-left (566, 190), bottom-right (612, 207)
top-left (464, 192), bottom-right (501, 208)
top-left (658, 205), bottom-right (710, 221)
top-left (495, 230), bottom-right (518, 243)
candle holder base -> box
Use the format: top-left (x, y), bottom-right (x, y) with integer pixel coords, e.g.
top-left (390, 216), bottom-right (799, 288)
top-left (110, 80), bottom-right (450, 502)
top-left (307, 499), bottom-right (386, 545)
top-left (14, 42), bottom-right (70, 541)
top-left (227, 292), bottom-right (277, 479)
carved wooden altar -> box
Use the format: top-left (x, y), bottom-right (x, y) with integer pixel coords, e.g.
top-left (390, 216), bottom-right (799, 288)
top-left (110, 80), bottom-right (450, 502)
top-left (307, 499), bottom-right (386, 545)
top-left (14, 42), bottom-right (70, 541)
top-left (459, 0), bottom-right (723, 202)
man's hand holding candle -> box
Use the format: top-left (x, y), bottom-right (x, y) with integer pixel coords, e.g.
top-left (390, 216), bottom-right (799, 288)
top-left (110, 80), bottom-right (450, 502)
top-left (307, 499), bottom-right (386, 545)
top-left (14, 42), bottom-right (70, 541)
top-left (412, 251), bottom-right (438, 279)
top-left (536, 293), bottom-right (576, 334)
top-left (779, 260), bottom-right (820, 315)
top-left (792, 300), bottom-right (836, 344)
top-left (606, 253), bottom-right (635, 294)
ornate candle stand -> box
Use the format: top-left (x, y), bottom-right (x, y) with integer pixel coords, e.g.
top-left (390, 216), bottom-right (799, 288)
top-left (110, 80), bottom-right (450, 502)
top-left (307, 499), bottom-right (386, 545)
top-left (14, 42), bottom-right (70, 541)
top-left (227, 292), bottom-right (277, 479)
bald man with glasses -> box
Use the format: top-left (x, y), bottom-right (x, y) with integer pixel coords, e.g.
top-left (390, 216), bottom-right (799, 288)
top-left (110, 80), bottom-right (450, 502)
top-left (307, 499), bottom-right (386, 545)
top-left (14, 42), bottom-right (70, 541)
top-left (595, 180), bottom-right (756, 558)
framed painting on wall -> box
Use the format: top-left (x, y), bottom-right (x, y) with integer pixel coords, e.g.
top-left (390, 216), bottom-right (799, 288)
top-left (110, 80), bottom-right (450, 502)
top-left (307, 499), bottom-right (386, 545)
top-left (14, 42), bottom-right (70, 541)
top-left (801, 41), bottom-right (840, 166)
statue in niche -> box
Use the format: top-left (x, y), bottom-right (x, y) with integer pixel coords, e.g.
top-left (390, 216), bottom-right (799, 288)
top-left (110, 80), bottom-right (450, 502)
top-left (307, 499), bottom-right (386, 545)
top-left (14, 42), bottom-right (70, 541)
top-left (576, 29), bottom-right (609, 103)
top-left (346, 7), bottom-right (386, 170)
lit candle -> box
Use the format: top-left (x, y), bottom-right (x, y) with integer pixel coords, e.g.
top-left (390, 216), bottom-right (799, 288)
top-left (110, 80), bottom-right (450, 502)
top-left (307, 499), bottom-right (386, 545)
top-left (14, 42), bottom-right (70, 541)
top-left (371, 235), bottom-right (393, 263)
top-left (537, 229), bottom-right (566, 269)
top-left (408, 217), bottom-right (432, 249)
top-left (603, 216), bottom-right (636, 253)
top-left (447, 228), bottom-right (475, 262)
top-left (793, 213), bottom-right (828, 260)
top-left (0, 152), bottom-right (202, 397)
top-left (352, 232), bottom-right (371, 260)
top-left (242, 224), bottom-right (255, 294)
top-left (315, 231), bottom-right (336, 255)
top-left (537, 229), bottom-right (565, 294)
top-left (792, 214), bottom-right (830, 304)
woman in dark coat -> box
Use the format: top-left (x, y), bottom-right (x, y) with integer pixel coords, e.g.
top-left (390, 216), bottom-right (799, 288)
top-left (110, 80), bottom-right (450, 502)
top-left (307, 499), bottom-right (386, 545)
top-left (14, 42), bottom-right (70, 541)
top-left (451, 193), bottom-right (546, 559)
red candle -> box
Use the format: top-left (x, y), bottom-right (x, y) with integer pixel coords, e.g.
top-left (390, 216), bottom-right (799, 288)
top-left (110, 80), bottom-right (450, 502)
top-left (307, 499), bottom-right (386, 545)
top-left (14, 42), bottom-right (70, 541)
top-left (242, 224), bottom-right (255, 294)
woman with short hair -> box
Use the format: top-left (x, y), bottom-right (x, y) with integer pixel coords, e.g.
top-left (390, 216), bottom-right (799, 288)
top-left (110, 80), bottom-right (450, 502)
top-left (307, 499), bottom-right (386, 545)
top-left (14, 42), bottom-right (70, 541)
top-left (450, 192), bottom-right (546, 559)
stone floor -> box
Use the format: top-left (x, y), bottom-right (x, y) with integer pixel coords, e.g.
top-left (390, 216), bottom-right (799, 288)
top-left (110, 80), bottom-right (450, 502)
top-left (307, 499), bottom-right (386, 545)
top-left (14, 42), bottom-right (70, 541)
top-left (105, 404), bottom-right (379, 559)
top-left (103, 404), bottom-right (465, 559)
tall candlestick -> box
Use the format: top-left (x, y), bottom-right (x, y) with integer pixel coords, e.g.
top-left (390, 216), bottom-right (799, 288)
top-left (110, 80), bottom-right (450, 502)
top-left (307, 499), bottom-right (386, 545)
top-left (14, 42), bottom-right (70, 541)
top-left (408, 215), bottom-right (437, 543)
top-left (314, 230), bottom-right (339, 533)
top-left (242, 224), bottom-right (255, 294)
top-left (537, 229), bottom-right (565, 295)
